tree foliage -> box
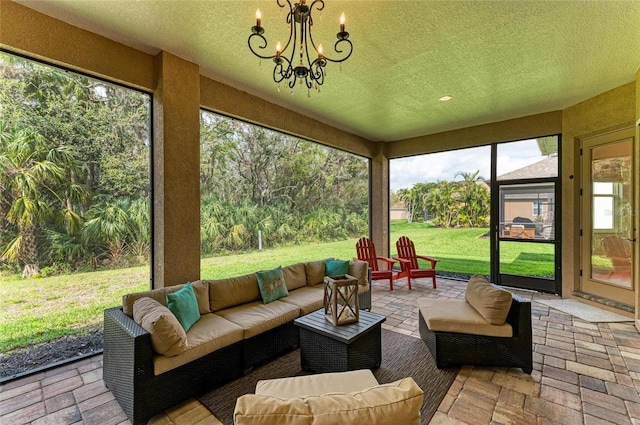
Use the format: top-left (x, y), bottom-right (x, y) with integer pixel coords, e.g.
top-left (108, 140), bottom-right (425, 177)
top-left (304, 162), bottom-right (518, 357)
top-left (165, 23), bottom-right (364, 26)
top-left (0, 53), bottom-right (151, 276)
top-left (200, 112), bottom-right (368, 253)
top-left (393, 171), bottom-right (490, 228)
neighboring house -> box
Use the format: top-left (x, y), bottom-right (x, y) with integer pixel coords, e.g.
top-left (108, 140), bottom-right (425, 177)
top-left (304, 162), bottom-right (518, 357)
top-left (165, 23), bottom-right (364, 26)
top-left (497, 156), bottom-right (557, 239)
top-left (390, 207), bottom-right (410, 220)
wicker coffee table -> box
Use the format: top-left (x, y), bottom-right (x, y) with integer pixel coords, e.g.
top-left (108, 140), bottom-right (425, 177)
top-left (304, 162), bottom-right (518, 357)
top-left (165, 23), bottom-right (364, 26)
top-left (293, 309), bottom-right (386, 373)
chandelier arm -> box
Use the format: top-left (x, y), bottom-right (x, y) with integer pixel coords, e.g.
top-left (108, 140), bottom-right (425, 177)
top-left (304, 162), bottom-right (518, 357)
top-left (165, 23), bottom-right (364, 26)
top-left (309, 58), bottom-right (326, 86)
top-left (309, 0), bottom-right (325, 13)
top-left (304, 7), bottom-right (320, 61)
top-left (322, 38), bottom-right (353, 63)
top-left (283, 9), bottom-right (298, 73)
top-left (288, 75), bottom-right (298, 89)
top-left (279, 1), bottom-right (295, 54)
top-left (247, 33), bottom-right (277, 60)
top-left (273, 56), bottom-right (293, 84)
top-left (276, 0), bottom-right (290, 10)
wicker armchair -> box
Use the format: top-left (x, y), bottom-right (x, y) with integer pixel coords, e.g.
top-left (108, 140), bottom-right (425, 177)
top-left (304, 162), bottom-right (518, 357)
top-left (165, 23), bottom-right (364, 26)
top-left (419, 297), bottom-right (532, 374)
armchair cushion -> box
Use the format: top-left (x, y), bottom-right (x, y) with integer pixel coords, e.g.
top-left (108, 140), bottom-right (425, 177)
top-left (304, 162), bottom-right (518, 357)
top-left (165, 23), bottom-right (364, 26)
top-left (133, 297), bottom-right (188, 356)
top-left (417, 298), bottom-right (513, 337)
top-left (465, 275), bottom-right (513, 325)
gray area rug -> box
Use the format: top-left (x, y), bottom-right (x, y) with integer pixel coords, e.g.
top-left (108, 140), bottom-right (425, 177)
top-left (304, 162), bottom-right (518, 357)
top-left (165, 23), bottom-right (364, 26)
top-left (536, 299), bottom-right (633, 322)
top-left (198, 328), bottom-right (458, 424)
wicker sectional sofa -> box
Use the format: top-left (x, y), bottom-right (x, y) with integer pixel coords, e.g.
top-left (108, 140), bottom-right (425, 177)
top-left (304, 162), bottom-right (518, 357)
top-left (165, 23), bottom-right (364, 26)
top-left (103, 259), bottom-right (371, 425)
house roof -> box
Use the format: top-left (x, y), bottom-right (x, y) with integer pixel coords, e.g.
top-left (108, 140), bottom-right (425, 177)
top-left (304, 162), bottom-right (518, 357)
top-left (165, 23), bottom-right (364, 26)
top-left (13, 1), bottom-right (640, 143)
top-left (497, 156), bottom-right (558, 180)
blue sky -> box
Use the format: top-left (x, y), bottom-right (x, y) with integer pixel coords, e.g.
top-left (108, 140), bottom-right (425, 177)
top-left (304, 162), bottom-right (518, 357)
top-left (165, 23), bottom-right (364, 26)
top-left (389, 139), bottom-right (548, 191)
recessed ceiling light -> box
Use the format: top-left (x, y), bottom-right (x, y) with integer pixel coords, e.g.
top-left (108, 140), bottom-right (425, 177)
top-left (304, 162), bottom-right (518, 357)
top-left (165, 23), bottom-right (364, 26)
top-left (438, 95), bottom-right (453, 102)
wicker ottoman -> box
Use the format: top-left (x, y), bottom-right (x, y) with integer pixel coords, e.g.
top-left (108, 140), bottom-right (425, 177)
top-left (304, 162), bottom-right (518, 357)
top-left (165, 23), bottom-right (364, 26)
top-left (294, 309), bottom-right (386, 373)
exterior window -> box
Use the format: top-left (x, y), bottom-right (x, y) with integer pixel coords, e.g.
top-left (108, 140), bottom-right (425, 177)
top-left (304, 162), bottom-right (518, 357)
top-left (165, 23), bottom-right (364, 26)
top-left (532, 200), bottom-right (544, 216)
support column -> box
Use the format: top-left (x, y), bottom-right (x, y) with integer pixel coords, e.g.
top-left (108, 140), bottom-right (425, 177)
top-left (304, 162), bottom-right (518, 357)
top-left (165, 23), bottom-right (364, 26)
top-left (153, 51), bottom-right (201, 288)
top-left (370, 144), bottom-right (390, 257)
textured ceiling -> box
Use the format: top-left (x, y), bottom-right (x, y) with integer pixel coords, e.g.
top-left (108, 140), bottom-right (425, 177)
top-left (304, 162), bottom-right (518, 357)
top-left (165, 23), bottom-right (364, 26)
top-left (14, 0), bottom-right (640, 142)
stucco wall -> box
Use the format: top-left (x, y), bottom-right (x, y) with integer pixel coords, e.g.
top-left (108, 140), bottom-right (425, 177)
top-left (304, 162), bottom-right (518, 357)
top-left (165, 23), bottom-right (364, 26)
top-left (0, 0), bottom-right (153, 91)
top-left (388, 111), bottom-right (563, 158)
top-left (199, 77), bottom-right (375, 159)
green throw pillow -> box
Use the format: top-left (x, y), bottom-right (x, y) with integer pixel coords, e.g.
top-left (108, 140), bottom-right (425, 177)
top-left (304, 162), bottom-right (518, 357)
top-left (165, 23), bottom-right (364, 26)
top-left (325, 259), bottom-right (350, 277)
top-left (256, 267), bottom-right (289, 304)
top-left (166, 282), bottom-right (200, 332)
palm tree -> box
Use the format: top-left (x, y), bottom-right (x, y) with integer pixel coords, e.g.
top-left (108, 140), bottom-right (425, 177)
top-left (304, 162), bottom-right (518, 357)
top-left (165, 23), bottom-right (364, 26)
top-left (454, 170), bottom-right (489, 227)
top-left (0, 122), bottom-right (88, 277)
top-left (126, 198), bottom-right (151, 264)
top-left (425, 182), bottom-right (458, 228)
top-left (82, 200), bottom-right (132, 266)
top-left (397, 188), bottom-right (415, 223)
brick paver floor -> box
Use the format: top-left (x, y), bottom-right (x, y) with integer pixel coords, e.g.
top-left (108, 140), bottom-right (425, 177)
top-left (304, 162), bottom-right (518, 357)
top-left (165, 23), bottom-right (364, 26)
top-left (1, 277), bottom-right (639, 425)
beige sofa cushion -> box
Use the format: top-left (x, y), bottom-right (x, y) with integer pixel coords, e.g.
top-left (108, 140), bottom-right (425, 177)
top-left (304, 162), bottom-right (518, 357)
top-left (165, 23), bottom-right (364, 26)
top-left (417, 297), bottom-right (513, 338)
top-left (256, 370), bottom-right (379, 398)
top-left (216, 300), bottom-right (300, 339)
top-left (278, 285), bottom-right (324, 315)
top-left (153, 313), bottom-right (244, 375)
top-left (123, 281), bottom-right (209, 317)
top-left (207, 273), bottom-right (261, 312)
top-left (348, 260), bottom-right (369, 286)
top-left (234, 376), bottom-right (423, 425)
top-left (465, 275), bottom-right (513, 325)
top-left (133, 297), bottom-right (187, 356)
top-left (305, 260), bottom-right (326, 285)
top-left (282, 263), bottom-right (308, 291)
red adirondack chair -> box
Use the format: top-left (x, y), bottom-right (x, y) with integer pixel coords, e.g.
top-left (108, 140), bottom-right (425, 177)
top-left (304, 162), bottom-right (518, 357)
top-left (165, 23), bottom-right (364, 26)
top-left (355, 237), bottom-right (399, 290)
top-left (394, 236), bottom-right (439, 290)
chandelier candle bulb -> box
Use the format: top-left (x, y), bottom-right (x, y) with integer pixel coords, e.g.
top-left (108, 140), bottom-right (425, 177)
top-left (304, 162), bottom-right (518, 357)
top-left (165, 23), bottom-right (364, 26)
top-left (340, 13), bottom-right (345, 32)
top-left (276, 41), bottom-right (282, 56)
top-left (256, 9), bottom-right (261, 27)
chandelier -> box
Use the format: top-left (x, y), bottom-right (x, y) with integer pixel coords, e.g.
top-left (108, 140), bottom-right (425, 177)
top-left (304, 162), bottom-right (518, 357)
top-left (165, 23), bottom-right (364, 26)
top-left (248, 0), bottom-right (353, 95)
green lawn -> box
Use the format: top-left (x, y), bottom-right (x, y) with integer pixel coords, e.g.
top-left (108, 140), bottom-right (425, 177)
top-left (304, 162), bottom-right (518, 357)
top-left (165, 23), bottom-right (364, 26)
top-left (0, 221), bottom-right (555, 353)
